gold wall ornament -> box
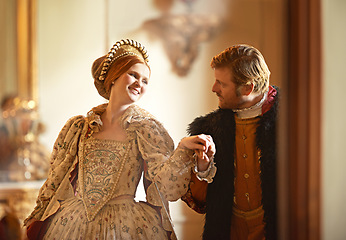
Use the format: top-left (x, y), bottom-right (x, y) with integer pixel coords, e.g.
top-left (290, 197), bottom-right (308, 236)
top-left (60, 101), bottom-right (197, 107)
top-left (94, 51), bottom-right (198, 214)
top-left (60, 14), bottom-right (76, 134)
top-left (144, 0), bottom-right (222, 76)
top-left (16, 0), bottom-right (38, 101)
top-left (143, 14), bottom-right (222, 76)
top-left (0, 0), bottom-right (37, 102)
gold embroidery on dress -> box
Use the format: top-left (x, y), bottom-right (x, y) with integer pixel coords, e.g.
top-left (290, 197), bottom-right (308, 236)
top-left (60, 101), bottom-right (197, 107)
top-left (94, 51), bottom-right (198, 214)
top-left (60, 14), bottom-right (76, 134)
top-left (79, 137), bottom-right (131, 221)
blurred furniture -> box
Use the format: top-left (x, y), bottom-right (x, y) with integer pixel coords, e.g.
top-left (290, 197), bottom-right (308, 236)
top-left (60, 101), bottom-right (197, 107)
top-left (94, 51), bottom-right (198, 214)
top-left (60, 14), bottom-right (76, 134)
top-left (0, 180), bottom-right (44, 240)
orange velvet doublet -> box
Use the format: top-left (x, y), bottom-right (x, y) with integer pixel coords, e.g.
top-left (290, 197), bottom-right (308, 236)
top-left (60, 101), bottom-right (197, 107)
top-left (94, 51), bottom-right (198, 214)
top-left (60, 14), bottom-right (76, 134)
top-left (231, 115), bottom-right (265, 240)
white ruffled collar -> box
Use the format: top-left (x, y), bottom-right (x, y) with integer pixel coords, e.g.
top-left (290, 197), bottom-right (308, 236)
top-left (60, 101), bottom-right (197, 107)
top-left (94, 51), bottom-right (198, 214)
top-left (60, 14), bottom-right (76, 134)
top-left (86, 104), bottom-right (154, 135)
top-left (232, 90), bottom-right (268, 119)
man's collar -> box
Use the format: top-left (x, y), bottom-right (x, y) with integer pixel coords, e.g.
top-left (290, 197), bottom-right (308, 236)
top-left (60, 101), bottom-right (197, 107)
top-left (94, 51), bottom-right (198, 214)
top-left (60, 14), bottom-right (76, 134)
top-left (232, 89), bottom-right (268, 119)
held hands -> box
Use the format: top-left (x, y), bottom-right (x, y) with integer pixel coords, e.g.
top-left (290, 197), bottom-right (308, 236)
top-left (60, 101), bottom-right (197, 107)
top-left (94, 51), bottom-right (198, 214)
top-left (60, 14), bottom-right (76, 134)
top-left (178, 134), bottom-right (216, 171)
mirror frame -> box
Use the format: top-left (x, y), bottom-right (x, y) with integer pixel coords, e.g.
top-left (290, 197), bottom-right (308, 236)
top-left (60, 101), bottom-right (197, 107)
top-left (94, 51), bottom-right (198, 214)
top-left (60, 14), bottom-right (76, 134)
top-left (16, 0), bottom-right (37, 101)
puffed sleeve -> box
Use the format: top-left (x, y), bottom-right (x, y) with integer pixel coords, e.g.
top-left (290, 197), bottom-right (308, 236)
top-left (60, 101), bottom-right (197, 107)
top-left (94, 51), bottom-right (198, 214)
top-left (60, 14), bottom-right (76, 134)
top-left (127, 114), bottom-right (194, 202)
top-left (24, 115), bottom-right (86, 225)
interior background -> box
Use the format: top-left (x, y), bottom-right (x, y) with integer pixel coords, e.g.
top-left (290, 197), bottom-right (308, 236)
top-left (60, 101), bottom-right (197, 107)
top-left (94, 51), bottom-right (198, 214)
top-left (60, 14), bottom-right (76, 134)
top-left (0, 0), bottom-right (345, 239)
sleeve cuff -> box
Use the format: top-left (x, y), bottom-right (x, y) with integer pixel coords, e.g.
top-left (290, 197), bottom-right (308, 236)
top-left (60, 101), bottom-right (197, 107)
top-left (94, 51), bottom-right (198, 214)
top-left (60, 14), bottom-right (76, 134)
top-left (192, 154), bottom-right (217, 183)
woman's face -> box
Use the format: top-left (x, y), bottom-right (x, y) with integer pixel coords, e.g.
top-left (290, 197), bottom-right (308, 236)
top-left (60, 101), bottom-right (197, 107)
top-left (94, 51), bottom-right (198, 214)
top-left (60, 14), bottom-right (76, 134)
top-left (109, 63), bottom-right (150, 105)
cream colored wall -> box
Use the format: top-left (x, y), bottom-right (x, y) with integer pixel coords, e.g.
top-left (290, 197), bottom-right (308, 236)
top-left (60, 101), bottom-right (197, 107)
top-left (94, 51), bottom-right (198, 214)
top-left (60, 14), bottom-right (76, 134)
top-left (322, 0), bottom-right (346, 239)
top-left (36, 0), bottom-right (286, 239)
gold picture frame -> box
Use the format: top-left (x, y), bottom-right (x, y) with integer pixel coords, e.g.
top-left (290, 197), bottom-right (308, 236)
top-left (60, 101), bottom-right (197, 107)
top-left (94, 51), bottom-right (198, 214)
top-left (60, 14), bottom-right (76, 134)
top-left (17, 0), bottom-right (37, 101)
top-left (0, 0), bottom-right (37, 102)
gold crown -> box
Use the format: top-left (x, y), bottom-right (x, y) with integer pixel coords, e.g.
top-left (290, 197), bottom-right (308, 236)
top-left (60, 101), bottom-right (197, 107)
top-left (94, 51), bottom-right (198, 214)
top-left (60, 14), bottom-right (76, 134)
top-left (98, 39), bottom-right (149, 81)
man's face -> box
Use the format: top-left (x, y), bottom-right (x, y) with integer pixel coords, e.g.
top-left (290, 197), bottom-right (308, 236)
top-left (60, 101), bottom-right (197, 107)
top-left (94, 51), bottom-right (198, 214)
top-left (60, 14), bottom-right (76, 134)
top-left (212, 67), bottom-right (245, 109)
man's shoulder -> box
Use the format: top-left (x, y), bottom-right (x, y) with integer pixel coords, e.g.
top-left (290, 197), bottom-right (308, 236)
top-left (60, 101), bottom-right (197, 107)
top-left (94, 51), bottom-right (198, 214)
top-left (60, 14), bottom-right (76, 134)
top-left (188, 108), bottom-right (234, 135)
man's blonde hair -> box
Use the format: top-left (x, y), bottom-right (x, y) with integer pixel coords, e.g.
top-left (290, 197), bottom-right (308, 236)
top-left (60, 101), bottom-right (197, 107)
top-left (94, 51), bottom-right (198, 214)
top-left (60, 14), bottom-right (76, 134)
top-left (211, 44), bottom-right (270, 94)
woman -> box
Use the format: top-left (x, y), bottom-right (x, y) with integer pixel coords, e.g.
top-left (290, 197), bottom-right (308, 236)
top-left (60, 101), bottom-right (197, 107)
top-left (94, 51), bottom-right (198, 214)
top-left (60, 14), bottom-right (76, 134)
top-left (24, 39), bottom-right (215, 239)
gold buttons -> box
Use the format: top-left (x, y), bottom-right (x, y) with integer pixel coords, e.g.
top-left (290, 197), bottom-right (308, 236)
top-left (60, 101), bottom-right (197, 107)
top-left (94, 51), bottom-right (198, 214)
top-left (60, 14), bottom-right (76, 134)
top-left (243, 154), bottom-right (248, 158)
top-left (242, 135), bottom-right (247, 140)
top-left (244, 173), bottom-right (249, 179)
top-left (245, 193), bottom-right (250, 202)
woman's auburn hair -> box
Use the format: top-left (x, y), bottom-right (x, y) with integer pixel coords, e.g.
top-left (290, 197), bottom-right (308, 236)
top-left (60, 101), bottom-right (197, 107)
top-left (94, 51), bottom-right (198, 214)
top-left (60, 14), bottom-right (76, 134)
top-left (92, 54), bottom-right (150, 96)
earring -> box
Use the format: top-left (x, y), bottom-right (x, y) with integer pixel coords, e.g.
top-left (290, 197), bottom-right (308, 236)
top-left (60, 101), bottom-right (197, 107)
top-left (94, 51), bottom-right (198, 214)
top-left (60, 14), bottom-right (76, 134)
top-left (112, 81), bottom-right (115, 85)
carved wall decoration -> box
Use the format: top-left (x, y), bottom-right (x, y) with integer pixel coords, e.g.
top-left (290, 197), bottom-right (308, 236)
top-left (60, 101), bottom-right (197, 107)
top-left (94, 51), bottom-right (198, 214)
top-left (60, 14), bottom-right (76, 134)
top-left (143, 0), bottom-right (223, 76)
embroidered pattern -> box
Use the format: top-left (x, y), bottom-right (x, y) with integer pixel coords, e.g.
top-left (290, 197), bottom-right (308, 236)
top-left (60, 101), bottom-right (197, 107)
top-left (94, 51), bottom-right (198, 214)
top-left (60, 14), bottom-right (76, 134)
top-left (80, 138), bottom-right (131, 221)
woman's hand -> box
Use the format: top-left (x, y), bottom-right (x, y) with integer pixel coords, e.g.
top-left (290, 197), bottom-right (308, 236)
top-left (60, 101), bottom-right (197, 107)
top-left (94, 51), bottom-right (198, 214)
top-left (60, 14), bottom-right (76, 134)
top-left (178, 134), bottom-right (216, 171)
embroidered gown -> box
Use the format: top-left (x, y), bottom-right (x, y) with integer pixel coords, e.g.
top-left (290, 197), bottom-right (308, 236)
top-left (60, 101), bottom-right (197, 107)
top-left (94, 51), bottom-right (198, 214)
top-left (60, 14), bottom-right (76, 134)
top-left (25, 104), bottom-right (193, 240)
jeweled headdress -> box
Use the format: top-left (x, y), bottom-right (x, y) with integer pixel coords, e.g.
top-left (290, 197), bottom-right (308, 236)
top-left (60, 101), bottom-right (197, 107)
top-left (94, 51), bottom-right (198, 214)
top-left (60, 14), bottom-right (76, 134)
top-left (94, 39), bottom-right (149, 99)
top-left (99, 39), bottom-right (149, 81)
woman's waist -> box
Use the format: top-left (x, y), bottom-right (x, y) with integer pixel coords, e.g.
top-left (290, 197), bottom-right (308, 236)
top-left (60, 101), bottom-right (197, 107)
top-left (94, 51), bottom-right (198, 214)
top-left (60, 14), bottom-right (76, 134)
top-left (74, 191), bottom-right (136, 203)
top-left (107, 194), bottom-right (135, 204)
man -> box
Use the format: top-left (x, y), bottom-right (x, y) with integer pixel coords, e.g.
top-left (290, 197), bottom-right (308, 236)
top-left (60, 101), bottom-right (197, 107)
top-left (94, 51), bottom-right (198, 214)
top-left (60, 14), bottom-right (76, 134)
top-left (182, 44), bottom-right (278, 240)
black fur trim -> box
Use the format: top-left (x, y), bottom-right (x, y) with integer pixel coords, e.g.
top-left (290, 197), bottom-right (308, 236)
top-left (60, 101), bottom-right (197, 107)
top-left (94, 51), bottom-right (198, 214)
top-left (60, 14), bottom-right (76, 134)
top-left (187, 86), bottom-right (279, 240)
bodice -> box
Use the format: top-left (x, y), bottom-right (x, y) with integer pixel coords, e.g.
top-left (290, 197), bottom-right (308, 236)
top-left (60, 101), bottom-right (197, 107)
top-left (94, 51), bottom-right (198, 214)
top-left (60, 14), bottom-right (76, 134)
top-left (78, 137), bottom-right (143, 220)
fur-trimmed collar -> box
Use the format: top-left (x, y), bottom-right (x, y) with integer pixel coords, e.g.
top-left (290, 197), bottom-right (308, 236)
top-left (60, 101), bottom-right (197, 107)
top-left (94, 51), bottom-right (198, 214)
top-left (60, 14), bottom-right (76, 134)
top-left (188, 86), bottom-right (279, 240)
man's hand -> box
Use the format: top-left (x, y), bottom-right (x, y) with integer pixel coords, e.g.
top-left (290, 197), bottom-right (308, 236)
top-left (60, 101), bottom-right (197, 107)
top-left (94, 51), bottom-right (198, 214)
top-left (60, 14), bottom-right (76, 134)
top-left (178, 134), bottom-right (216, 171)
